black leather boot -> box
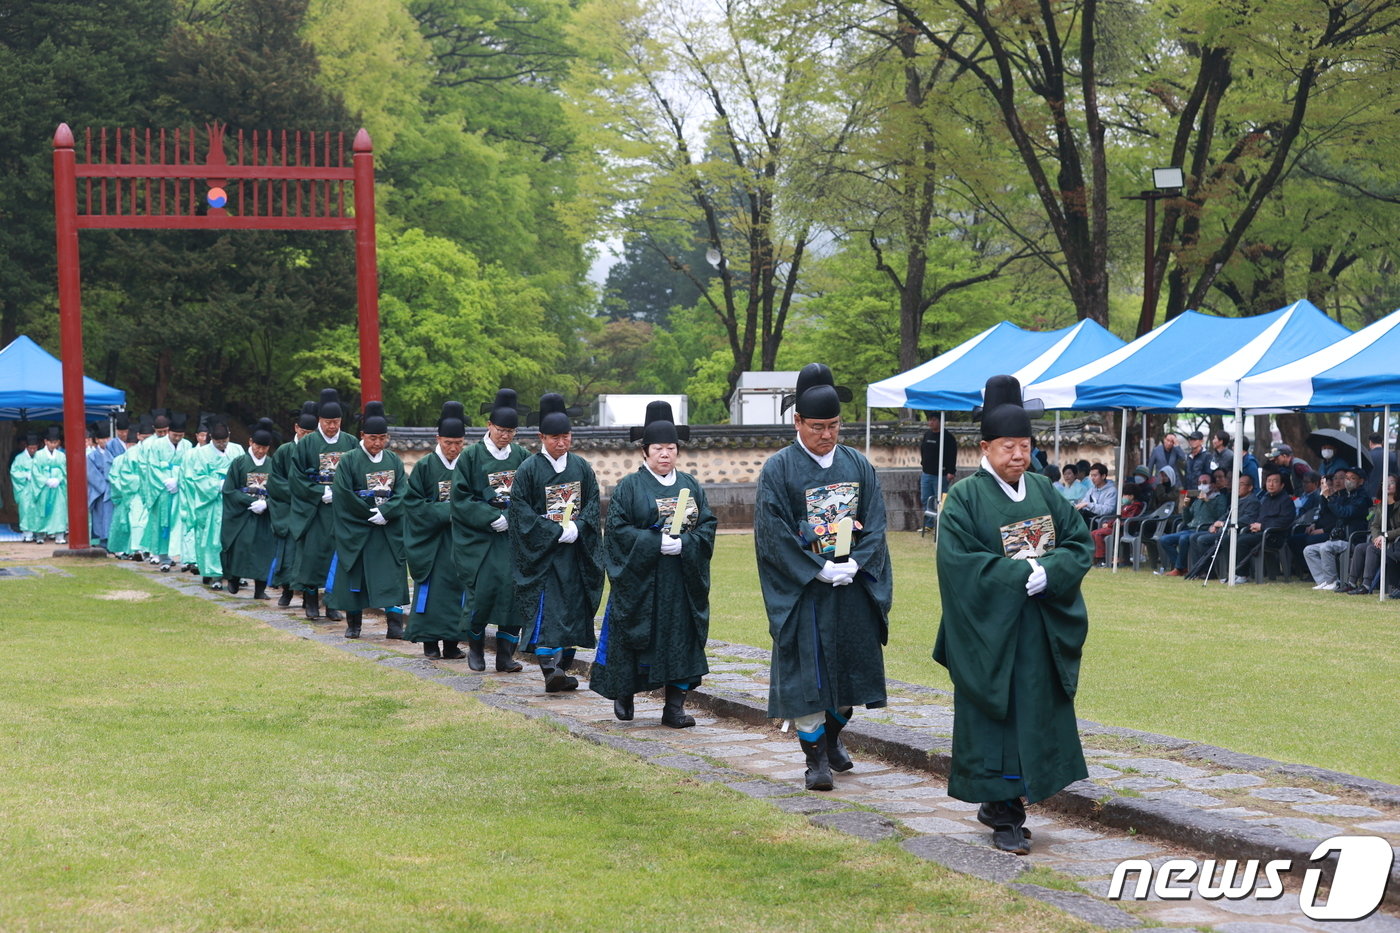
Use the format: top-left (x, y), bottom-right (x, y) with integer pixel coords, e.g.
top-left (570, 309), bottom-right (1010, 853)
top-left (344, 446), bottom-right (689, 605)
top-left (303, 589), bottom-right (321, 621)
top-left (494, 635), bottom-right (523, 672)
top-left (538, 653), bottom-right (577, 693)
top-left (441, 640), bottom-right (467, 660)
top-left (799, 735), bottom-right (834, 791)
top-left (344, 610), bottom-right (362, 639)
top-left (277, 587), bottom-right (293, 608)
top-left (422, 641), bottom-right (442, 659)
top-left (253, 580), bottom-right (268, 600)
top-left (325, 606), bottom-right (344, 622)
top-left (660, 685), bottom-right (695, 728)
top-left (384, 612), bottom-right (406, 640)
top-left (825, 707), bottom-right (855, 772)
top-left (227, 577), bottom-right (241, 595)
top-left (614, 694), bottom-right (635, 721)
top-left (465, 635), bottom-right (486, 671)
top-left (977, 799), bottom-right (1030, 854)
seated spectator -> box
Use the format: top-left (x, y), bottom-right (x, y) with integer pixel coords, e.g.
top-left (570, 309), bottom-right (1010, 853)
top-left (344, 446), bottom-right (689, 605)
top-left (1365, 433), bottom-right (1397, 501)
top-left (1075, 463), bottom-right (1118, 529)
top-left (1159, 472), bottom-right (1226, 576)
top-left (1150, 465), bottom-right (1179, 510)
top-left (1340, 474), bottom-right (1400, 595)
top-left (1316, 441), bottom-right (1352, 478)
top-left (1091, 493), bottom-right (1144, 569)
top-left (1266, 443), bottom-right (1312, 496)
top-left (1302, 465), bottom-right (1373, 590)
top-left (1184, 472), bottom-right (1260, 580)
top-left (1226, 469), bottom-right (1296, 582)
top-left (1054, 463), bottom-right (1089, 503)
top-left (1293, 471), bottom-right (1322, 518)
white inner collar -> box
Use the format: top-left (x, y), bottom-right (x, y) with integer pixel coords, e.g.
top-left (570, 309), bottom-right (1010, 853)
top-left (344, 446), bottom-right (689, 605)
top-left (644, 464), bottom-right (677, 487)
top-left (543, 449), bottom-right (568, 473)
top-left (796, 434), bottom-right (835, 469)
top-left (250, 453), bottom-right (267, 467)
top-left (360, 441), bottom-right (384, 464)
top-left (981, 456), bottom-right (1027, 502)
top-left (319, 428), bottom-right (340, 444)
top-left (435, 445), bottom-right (459, 471)
top-left (484, 434), bottom-right (512, 460)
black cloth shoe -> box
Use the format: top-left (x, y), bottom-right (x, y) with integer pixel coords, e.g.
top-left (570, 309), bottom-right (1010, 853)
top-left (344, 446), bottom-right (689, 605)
top-left (227, 577), bottom-right (241, 595)
top-left (1349, 585), bottom-right (1374, 596)
top-left (978, 799), bottom-right (1030, 855)
top-left (538, 654), bottom-right (577, 693)
top-left (325, 607), bottom-right (344, 622)
top-left (466, 636), bottom-right (486, 671)
top-left (384, 612), bottom-right (405, 640)
top-left (441, 640), bottom-right (467, 660)
top-left (825, 708), bottom-right (855, 772)
top-left (303, 589), bottom-right (321, 621)
top-left (344, 610), bottom-right (362, 639)
top-left (277, 587), bottom-right (294, 608)
top-left (661, 685), bottom-right (695, 728)
top-left (799, 735), bottom-right (834, 791)
top-left (422, 641), bottom-right (441, 660)
top-left (614, 694), bottom-right (634, 721)
top-left (252, 580), bottom-right (268, 600)
top-left (494, 636), bottom-right (523, 672)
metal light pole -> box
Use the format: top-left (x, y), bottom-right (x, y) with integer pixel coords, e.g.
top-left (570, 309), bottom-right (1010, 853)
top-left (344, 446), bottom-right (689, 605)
top-left (1124, 167), bottom-right (1184, 338)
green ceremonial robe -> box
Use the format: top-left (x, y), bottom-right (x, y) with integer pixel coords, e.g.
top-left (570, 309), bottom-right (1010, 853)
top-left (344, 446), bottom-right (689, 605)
top-left (452, 438), bottom-right (529, 638)
top-left (403, 450), bottom-right (467, 642)
top-left (31, 447), bottom-right (68, 536)
top-left (184, 442), bottom-right (243, 576)
top-left (139, 436), bottom-right (190, 557)
top-left (289, 429), bottom-right (359, 591)
top-left (934, 467), bottom-right (1092, 805)
top-left (222, 452), bottom-right (277, 581)
top-left (755, 443), bottom-right (893, 720)
top-left (507, 451), bottom-right (603, 650)
top-left (10, 450), bottom-right (37, 535)
top-left (590, 467), bottom-right (716, 700)
top-left (106, 448), bottom-right (144, 556)
top-left (266, 437), bottom-right (300, 587)
top-left (326, 445), bottom-right (409, 611)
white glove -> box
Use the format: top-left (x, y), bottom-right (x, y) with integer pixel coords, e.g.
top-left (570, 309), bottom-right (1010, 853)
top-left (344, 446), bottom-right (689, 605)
top-left (557, 521), bottom-right (578, 544)
top-left (1026, 558), bottom-right (1048, 596)
top-left (321, 485), bottom-right (333, 504)
top-left (660, 534), bottom-right (682, 556)
top-left (368, 508), bottom-right (387, 526)
top-left (817, 559), bottom-right (855, 586)
top-left (164, 478), bottom-right (178, 493)
top-left (46, 477), bottom-right (61, 488)
top-left (490, 514), bottom-right (509, 533)
top-left (248, 499), bottom-right (268, 514)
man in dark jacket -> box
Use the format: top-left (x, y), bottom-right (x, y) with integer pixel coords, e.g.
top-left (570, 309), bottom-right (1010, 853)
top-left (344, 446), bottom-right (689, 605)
top-left (1365, 434), bottom-right (1397, 501)
top-left (1302, 465), bottom-right (1373, 589)
top-left (1228, 470), bottom-right (1296, 581)
top-left (1185, 472), bottom-right (1260, 579)
top-left (919, 412), bottom-right (958, 507)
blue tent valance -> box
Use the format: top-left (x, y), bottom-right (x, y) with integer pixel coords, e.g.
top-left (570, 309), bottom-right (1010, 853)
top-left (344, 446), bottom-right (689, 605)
top-left (0, 335), bottom-right (125, 420)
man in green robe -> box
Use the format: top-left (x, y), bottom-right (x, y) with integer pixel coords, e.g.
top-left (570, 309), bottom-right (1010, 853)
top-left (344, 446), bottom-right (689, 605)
top-left (289, 389), bottom-right (357, 622)
top-left (173, 414), bottom-right (200, 571)
top-left (10, 433), bottom-right (39, 542)
top-left (935, 375), bottom-right (1092, 855)
top-left (184, 421), bottom-right (243, 587)
top-left (508, 393), bottom-right (603, 692)
top-left (326, 401), bottom-right (409, 639)
top-left (106, 424), bottom-right (146, 559)
top-left (452, 389), bottom-right (530, 672)
top-left (222, 420), bottom-right (278, 599)
top-left (138, 414), bottom-right (190, 570)
top-left (268, 402), bottom-right (316, 608)
top-left (755, 363), bottom-right (892, 792)
top-left (404, 402), bottom-right (469, 661)
top-left (592, 401), bottom-right (716, 728)
top-left (32, 427), bottom-right (69, 544)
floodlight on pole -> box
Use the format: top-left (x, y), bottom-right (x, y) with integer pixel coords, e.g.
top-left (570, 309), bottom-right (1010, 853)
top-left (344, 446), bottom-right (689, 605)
top-left (1125, 165), bottom-right (1185, 338)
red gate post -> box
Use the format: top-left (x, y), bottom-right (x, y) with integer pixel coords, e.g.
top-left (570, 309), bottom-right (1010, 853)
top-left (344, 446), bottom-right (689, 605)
top-left (353, 130), bottom-right (382, 403)
top-left (52, 124), bottom-right (92, 552)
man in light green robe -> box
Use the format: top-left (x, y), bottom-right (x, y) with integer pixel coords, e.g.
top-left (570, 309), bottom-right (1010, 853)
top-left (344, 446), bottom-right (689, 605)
top-left (935, 375), bottom-right (1091, 855)
top-left (31, 428), bottom-right (69, 543)
top-left (138, 415), bottom-right (191, 569)
top-left (452, 389), bottom-right (529, 672)
top-left (10, 434), bottom-right (39, 542)
top-left (183, 423), bottom-right (243, 585)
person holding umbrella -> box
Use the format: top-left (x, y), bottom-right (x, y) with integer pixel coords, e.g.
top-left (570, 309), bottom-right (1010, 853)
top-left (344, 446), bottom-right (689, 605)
top-left (1306, 428), bottom-right (1358, 479)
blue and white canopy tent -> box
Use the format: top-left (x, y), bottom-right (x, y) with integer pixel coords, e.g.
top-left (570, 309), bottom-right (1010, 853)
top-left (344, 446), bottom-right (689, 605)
top-left (865, 319), bottom-right (1126, 540)
top-left (1025, 300), bottom-right (1352, 578)
top-left (0, 335), bottom-right (125, 420)
top-left (1236, 308), bottom-right (1400, 599)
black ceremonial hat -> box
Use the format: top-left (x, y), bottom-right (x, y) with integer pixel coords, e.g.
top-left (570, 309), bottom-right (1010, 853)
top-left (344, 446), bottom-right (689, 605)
top-left (250, 417), bottom-right (277, 447)
top-left (482, 388), bottom-right (522, 430)
top-left (318, 388), bottom-right (343, 420)
top-left (86, 421), bottom-right (98, 439)
top-left (536, 393), bottom-right (571, 436)
top-left (361, 400), bottom-right (389, 435)
top-left (630, 400), bottom-right (690, 446)
top-left (45, 425), bottom-right (61, 442)
top-left (24, 432), bottom-right (40, 446)
top-left (137, 415), bottom-right (154, 435)
top-left (210, 420), bottom-right (230, 440)
top-left (94, 420), bottom-right (111, 439)
top-left (782, 363), bottom-right (852, 419)
top-left (115, 412), bottom-right (130, 432)
top-left (437, 401), bottom-right (467, 439)
top-left (170, 412), bottom-right (189, 432)
top-left (973, 375), bottom-right (1044, 440)
top-left (297, 400), bottom-right (319, 431)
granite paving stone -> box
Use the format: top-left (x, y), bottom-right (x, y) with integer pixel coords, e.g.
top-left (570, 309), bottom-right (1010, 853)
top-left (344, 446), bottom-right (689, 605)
top-left (1142, 789), bottom-right (1227, 807)
top-left (1087, 763), bottom-right (1124, 779)
top-left (901, 816), bottom-right (976, 834)
top-left (1009, 883), bottom-right (1143, 928)
top-left (1051, 838), bottom-right (1162, 860)
top-left (848, 772), bottom-right (925, 788)
top-left (1113, 776), bottom-right (1175, 790)
top-left (1292, 802), bottom-right (1383, 818)
top-left (1111, 758), bottom-right (1212, 780)
top-left (725, 780), bottom-right (799, 798)
top-left (1249, 786), bottom-right (1338, 803)
top-left (1211, 922), bottom-right (1303, 933)
top-left (1211, 807), bottom-right (1272, 819)
top-left (809, 810), bottom-right (900, 842)
top-left (771, 796), bottom-right (853, 815)
top-left (1186, 773), bottom-right (1267, 790)
top-left (1244, 816), bottom-right (1345, 839)
top-left (900, 835), bottom-right (1029, 883)
top-left (698, 744), bottom-right (766, 758)
top-left (1358, 820), bottom-right (1400, 833)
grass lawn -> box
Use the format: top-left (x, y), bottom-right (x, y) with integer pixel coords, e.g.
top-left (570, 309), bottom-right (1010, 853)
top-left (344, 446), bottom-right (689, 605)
top-left (707, 532), bottom-right (1400, 785)
top-left (0, 563), bottom-right (1093, 933)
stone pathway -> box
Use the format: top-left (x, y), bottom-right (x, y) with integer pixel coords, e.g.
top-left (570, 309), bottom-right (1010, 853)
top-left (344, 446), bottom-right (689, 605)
top-left (111, 562), bottom-right (1400, 931)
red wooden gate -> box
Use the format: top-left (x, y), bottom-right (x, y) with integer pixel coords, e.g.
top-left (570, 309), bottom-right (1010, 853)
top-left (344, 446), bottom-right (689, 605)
top-left (52, 121), bottom-right (381, 551)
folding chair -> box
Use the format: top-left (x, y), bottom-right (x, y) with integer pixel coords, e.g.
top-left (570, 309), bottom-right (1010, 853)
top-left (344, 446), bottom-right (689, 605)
top-left (1117, 502), bottom-right (1177, 571)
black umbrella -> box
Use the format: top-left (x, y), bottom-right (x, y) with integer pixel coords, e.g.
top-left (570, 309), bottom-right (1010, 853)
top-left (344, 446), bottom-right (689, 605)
top-left (1305, 428), bottom-right (1364, 468)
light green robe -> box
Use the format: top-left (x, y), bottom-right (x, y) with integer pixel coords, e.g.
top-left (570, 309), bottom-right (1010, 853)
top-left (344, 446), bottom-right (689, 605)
top-left (183, 441), bottom-right (243, 576)
top-left (10, 450), bottom-right (37, 535)
top-left (30, 447), bottom-right (68, 535)
top-left (139, 436), bottom-right (191, 558)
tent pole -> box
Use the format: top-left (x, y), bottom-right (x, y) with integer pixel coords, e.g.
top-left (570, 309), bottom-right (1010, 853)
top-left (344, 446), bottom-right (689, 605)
top-left (1382, 406), bottom-right (1391, 602)
top-left (1054, 411), bottom-right (1061, 473)
top-left (933, 409), bottom-right (945, 546)
top-left (1227, 405), bottom-right (1242, 586)
top-left (864, 403), bottom-right (871, 459)
top-left (1112, 410), bottom-right (1128, 572)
